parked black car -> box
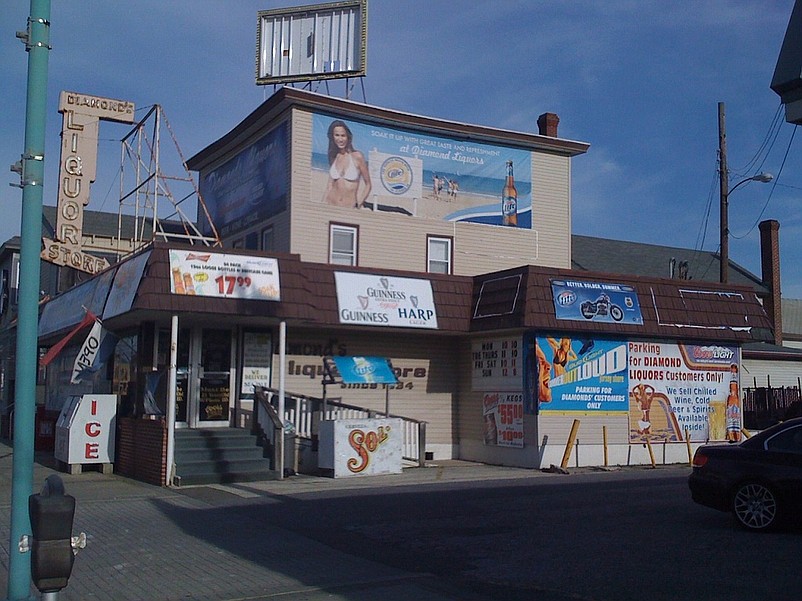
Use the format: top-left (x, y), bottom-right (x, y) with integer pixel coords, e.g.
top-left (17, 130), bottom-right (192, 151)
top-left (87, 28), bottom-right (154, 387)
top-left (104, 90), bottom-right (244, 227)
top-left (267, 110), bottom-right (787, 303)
top-left (688, 417), bottom-right (802, 531)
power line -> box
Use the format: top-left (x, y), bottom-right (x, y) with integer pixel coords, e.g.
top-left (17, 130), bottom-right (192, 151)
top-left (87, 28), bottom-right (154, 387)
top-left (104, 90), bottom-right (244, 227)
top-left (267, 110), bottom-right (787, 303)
top-left (732, 123), bottom-right (798, 240)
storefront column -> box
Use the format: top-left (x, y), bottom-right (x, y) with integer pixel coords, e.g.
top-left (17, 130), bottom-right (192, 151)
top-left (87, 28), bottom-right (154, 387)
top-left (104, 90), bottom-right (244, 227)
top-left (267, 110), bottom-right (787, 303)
top-left (165, 315), bottom-right (178, 486)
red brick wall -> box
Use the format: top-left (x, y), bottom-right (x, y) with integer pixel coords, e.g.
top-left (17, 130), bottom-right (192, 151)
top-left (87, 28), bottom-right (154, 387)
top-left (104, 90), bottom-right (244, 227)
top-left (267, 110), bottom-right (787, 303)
top-left (117, 417), bottom-right (167, 486)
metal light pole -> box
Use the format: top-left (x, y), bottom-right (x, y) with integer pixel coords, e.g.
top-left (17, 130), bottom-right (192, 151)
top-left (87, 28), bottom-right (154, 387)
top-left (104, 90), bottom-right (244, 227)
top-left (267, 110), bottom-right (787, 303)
top-left (7, 1), bottom-right (51, 599)
top-left (718, 102), bottom-right (773, 283)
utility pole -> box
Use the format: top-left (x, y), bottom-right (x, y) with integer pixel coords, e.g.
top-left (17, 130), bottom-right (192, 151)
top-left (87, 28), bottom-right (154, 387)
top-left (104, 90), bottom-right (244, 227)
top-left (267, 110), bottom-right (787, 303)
top-left (7, 1), bottom-right (50, 599)
top-left (718, 102), bottom-right (730, 283)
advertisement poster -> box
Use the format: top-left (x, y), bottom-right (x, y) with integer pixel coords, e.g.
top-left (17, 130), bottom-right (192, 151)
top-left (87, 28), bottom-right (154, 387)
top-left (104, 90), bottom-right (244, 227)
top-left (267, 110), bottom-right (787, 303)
top-left (334, 272), bottom-right (438, 329)
top-left (628, 342), bottom-right (740, 443)
top-left (198, 122), bottom-right (289, 237)
top-left (482, 392), bottom-right (524, 448)
top-left (471, 337), bottom-right (522, 391)
top-left (168, 250), bottom-right (280, 301)
top-left (241, 331), bottom-right (272, 395)
top-left (551, 279), bottom-right (643, 325)
top-left (533, 336), bottom-right (629, 414)
top-left (312, 113), bottom-right (533, 227)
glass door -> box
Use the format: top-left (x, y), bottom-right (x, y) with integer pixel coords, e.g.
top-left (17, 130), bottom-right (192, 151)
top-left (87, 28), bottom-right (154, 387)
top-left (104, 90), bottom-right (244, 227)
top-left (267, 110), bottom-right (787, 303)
top-left (195, 328), bottom-right (232, 426)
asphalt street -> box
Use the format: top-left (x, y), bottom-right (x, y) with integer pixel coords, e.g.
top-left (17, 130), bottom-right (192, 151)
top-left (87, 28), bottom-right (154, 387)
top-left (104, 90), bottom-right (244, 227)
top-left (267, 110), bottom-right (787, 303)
top-left (0, 444), bottom-right (800, 601)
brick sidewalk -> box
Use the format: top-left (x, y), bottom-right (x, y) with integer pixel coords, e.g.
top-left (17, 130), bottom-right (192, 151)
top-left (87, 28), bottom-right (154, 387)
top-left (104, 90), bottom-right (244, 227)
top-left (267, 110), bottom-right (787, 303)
top-left (0, 443), bottom-right (497, 601)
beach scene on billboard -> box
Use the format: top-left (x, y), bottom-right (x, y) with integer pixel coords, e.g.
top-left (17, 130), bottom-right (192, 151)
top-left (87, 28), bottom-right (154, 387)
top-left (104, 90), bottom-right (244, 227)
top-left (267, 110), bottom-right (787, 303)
top-left (551, 279), bottom-right (643, 325)
top-left (531, 336), bottom-right (628, 414)
top-left (312, 114), bottom-right (533, 227)
top-left (628, 342), bottom-right (741, 443)
top-left (198, 122), bottom-right (289, 238)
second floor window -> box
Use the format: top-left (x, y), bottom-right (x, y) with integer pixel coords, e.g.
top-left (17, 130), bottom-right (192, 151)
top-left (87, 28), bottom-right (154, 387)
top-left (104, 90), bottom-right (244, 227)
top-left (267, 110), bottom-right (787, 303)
top-left (427, 236), bottom-right (452, 274)
top-left (330, 224), bottom-right (358, 265)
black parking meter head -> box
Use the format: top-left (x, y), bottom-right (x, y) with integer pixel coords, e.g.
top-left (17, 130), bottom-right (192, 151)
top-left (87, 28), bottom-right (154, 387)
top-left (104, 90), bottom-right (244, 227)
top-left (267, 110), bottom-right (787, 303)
top-left (28, 474), bottom-right (76, 593)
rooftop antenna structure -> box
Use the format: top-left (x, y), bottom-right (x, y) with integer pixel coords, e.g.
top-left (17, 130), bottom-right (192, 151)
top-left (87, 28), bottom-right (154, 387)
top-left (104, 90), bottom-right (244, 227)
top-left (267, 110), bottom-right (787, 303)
top-left (256, 0), bottom-right (368, 102)
top-left (116, 104), bottom-right (221, 254)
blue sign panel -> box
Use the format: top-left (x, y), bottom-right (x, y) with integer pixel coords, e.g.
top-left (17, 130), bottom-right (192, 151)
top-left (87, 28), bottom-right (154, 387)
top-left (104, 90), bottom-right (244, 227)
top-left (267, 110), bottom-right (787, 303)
top-left (331, 356), bottom-right (399, 384)
top-left (199, 122), bottom-right (289, 237)
top-left (550, 279), bottom-right (643, 325)
top-left (534, 336), bottom-right (629, 413)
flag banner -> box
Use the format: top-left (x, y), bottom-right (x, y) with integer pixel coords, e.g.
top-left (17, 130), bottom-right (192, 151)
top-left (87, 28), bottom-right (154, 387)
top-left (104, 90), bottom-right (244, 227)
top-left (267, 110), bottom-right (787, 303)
top-left (40, 310), bottom-right (97, 367)
top-left (70, 320), bottom-right (119, 384)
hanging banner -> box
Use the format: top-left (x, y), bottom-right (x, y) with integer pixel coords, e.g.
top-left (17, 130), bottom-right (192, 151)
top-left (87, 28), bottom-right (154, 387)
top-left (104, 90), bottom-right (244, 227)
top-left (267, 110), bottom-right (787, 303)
top-left (168, 250), bottom-right (280, 300)
top-left (550, 279), bottom-right (643, 325)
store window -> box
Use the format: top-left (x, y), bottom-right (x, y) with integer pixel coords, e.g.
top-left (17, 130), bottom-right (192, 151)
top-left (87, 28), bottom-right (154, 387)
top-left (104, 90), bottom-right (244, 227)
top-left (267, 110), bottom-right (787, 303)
top-left (427, 236), bottom-right (452, 274)
top-left (261, 226), bottom-right (274, 252)
top-left (245, 232), bottom-right (259, 250)
top-left (330, 224), bottom-right (358, 266)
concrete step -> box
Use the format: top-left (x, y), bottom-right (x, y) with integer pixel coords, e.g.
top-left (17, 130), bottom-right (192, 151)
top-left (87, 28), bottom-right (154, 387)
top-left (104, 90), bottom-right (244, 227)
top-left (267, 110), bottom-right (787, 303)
top-left (174, 428), bottom-right (275, 485)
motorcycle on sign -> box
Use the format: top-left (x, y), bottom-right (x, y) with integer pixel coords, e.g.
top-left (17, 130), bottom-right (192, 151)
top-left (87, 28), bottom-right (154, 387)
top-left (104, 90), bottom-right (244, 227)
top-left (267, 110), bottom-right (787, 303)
top-left (580, 293), bottom-right (624, 321)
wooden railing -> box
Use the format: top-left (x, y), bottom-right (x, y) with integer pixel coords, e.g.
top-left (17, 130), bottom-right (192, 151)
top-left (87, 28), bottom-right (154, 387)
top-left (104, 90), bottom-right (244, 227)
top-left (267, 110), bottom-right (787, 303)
top-left (252, 386), bottom-right (427, 466)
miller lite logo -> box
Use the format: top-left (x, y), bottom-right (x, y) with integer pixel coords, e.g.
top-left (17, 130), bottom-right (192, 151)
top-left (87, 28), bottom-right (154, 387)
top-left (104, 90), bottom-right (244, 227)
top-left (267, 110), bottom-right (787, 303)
top-left (380, 157), bottom-right (413, 195)
top-left (556, 291), bottom-right (576, 306)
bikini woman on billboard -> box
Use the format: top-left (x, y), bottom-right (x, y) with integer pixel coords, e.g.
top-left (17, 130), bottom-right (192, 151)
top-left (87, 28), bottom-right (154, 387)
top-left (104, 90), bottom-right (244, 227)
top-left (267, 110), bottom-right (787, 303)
top-left (322, 120), bottom-right (372, 208)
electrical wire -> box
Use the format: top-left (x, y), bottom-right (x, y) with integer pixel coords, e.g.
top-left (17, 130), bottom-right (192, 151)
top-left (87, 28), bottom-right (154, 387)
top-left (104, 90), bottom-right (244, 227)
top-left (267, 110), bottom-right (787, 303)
top-left (731, 123), bottom-right (798, 240)
top-left (729, 104), bottom-right (784, 177)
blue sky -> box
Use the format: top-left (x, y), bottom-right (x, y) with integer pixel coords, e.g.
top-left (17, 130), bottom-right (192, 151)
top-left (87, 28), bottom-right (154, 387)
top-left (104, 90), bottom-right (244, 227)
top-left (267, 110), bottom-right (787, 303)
top-left (3, 1), bottom-right (802, 294)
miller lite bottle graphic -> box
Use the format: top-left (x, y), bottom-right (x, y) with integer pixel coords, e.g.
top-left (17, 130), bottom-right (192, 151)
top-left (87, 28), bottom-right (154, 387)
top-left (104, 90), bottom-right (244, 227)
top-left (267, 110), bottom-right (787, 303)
top-left (502, 160), bottom-right (518, 226)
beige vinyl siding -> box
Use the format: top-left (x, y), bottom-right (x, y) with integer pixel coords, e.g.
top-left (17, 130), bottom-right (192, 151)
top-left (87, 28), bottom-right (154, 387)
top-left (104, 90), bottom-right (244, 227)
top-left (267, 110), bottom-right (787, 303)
top-left (742, 358), bottom-right (802, 388)
top-left (531, 152), bottom-right (571, 268)
top-left (275, 328), bottom-right (459, 451)
top-left (290, 109), bottom-right (572, 272)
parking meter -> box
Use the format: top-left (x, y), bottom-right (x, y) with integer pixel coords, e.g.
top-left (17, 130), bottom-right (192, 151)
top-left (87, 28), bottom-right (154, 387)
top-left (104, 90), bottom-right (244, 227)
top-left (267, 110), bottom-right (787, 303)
top-left (28, 475), bottom-right (76, 593)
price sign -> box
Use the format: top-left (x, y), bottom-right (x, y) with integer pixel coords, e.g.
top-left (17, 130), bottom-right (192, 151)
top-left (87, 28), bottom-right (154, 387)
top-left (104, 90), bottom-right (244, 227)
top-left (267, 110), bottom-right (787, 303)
top-left (168, 250), bottom-right (280, 301)
top-left (482, 392), bottom-right (524, 448)
top-left (471, 337), bottom-right (521, 391)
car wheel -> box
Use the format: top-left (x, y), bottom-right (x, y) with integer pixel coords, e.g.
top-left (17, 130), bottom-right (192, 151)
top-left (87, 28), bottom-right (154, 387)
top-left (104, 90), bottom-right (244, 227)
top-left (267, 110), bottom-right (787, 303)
top-left (732, 482), bottom-right (779, 531)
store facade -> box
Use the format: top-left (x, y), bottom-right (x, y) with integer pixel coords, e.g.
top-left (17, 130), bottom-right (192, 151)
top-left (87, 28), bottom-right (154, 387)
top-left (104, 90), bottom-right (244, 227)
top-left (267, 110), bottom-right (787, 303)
top-left (31, 88), bottom-right (774, 483)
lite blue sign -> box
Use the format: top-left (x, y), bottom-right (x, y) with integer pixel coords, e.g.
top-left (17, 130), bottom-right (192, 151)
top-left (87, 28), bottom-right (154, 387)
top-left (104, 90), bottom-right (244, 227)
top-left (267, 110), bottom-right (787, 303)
top-left (551, 279), bottom-right (643, 325)
top-left (331, 356), bottom-right (399, 384)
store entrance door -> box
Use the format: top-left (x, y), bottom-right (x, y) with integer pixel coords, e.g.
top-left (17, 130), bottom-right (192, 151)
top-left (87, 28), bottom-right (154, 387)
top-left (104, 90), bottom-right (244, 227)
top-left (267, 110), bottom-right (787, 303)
top-left (176, 328), bottom-right (232, 428)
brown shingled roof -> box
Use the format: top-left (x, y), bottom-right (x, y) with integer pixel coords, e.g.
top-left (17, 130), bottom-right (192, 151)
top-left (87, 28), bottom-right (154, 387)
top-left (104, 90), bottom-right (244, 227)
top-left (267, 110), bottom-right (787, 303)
top-left (471, 265), bottom-right (772, 342)
top-left (41, 242), bottom-right (769, 344)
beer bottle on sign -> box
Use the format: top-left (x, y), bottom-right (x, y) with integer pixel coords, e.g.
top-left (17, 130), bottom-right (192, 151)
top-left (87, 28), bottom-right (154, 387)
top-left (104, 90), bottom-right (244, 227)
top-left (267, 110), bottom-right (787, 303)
top-left (502, 160), bottom-right (518, 226)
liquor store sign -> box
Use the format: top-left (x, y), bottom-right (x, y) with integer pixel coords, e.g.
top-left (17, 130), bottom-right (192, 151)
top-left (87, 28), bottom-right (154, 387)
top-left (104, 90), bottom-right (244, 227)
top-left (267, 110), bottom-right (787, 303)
top-left (41, 91), bottom-right (136, 274)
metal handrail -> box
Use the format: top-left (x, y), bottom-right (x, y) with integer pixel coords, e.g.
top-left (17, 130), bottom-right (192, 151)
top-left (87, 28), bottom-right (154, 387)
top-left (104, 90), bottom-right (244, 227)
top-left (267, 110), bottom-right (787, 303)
top-left (252, 386), bottom-right (427, 466)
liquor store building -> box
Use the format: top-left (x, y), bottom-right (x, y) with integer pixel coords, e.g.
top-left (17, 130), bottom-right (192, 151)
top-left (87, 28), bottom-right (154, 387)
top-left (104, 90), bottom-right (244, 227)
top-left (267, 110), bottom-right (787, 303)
top-left (33, 88), bottom-right (773, 483)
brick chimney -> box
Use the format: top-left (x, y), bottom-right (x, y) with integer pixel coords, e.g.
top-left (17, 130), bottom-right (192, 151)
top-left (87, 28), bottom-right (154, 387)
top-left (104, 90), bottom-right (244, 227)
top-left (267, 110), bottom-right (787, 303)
top-left (759, 219), bottom-right (782, 345)
top-left (537, 112), bottom-right (560, 137)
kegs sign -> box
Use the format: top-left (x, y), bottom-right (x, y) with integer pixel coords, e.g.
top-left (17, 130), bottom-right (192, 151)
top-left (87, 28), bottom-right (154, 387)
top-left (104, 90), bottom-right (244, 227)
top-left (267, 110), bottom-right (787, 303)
top-left (41, 91), bottom-right (135, 274)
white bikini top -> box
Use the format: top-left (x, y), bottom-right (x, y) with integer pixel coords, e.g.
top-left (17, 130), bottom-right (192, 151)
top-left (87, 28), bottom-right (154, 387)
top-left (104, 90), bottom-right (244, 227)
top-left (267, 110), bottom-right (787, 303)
top-left (330, 152), bottom-right (360, 182)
